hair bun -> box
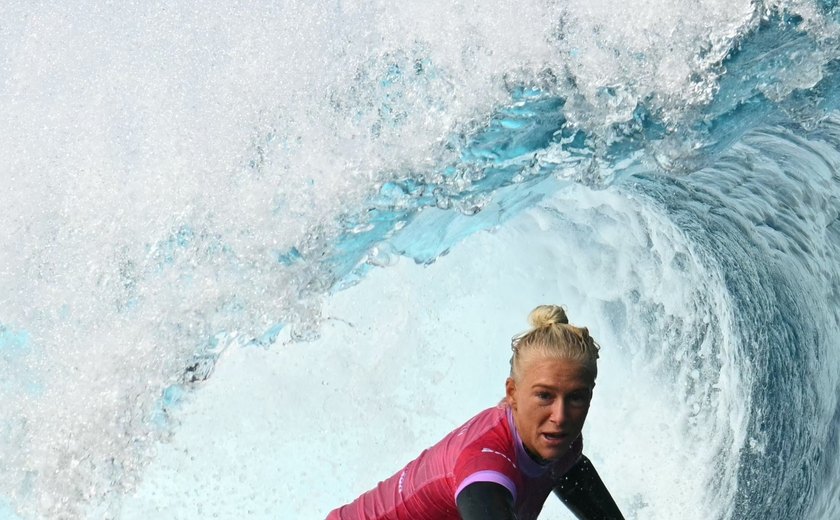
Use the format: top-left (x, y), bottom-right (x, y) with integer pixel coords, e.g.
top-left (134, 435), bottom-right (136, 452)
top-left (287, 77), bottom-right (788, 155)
top-left (528, 305), bottom-right (569, 328)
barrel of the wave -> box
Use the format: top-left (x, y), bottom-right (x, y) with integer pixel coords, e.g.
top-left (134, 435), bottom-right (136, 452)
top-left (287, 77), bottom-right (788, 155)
top-left (327, 305), bottom-right (624, 520)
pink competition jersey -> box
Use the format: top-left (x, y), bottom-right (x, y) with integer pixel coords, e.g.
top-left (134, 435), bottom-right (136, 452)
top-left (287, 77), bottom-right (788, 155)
top-left (327, 403), bottom-right (583, 520)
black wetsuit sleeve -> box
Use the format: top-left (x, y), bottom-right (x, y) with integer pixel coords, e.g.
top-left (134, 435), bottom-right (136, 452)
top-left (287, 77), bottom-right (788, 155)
top-left (456, 481), bottom-right (518, 520)
top-left (553, 455), bottom-right (625, 520)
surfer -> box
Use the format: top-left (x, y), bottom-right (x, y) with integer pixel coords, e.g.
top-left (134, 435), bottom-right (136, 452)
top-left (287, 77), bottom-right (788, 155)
top-left (327, 305), bottom-right (624, 520)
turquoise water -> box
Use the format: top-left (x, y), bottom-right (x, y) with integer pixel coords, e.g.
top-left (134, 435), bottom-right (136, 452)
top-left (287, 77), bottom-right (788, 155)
top-left (2, 1), bottom-right (839, 518)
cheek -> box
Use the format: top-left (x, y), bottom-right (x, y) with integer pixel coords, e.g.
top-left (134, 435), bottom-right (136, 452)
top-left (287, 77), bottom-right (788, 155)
top-left (530, 405), bottom-right (551, 424)
top-left (572, 408), bottom-right (590, 425)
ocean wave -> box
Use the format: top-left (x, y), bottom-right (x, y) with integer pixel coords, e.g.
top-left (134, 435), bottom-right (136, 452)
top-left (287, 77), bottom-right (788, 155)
top-left (1, 1), bottom-right (839, 518)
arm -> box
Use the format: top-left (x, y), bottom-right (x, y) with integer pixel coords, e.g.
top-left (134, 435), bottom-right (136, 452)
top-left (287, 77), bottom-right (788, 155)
top-left (456, 481), bottom-right (518, 520)
top-left (553, 455), bottom-right (624, 520)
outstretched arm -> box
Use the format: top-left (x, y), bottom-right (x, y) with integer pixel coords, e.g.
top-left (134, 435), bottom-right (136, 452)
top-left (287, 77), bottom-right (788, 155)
top-left (554, 455), bottom-right (624, 520)
top-left (456, 481), bottom-right (518, 520)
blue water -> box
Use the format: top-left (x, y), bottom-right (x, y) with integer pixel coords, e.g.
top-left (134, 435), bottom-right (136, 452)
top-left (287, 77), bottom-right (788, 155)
top-left (2, 1), bottom-right (840, 519)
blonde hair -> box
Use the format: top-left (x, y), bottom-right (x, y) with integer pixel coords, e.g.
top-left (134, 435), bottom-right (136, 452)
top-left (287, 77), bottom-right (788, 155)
top-left (509, 305), bottom-right (600, 381)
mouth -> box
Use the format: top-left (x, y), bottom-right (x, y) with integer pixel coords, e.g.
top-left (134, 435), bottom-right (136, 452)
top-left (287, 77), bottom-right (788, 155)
top-left (541, 432), bottom-right (568, 445)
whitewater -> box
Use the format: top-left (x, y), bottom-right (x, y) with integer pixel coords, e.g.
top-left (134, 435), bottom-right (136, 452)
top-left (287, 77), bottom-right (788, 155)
top-left (1, 1), bottom-right (839, 519)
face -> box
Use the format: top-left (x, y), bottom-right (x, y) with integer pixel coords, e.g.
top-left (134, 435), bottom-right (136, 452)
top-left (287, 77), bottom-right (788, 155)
top-left (505, 356), bottom-right (594, 463)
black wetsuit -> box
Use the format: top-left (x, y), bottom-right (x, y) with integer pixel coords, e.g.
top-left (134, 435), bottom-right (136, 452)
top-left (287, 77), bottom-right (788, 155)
top-left (456, 456), bottom-right (625, 520)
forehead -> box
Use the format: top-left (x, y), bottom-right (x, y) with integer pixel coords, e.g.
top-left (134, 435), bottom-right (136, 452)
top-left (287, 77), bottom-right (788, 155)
top-left (518, 356), bottom-right (594, 389)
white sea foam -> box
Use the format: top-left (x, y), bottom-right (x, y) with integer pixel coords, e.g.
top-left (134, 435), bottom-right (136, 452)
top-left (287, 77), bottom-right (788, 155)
top-left (0, 1), bottom-right (553, 515)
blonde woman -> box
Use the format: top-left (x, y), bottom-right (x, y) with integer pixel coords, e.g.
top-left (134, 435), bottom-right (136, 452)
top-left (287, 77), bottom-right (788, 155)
top-left (327, 305), bottom-right (623, 520)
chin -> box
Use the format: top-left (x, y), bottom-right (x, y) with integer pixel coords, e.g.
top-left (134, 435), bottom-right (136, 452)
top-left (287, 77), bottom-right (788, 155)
top-left (539, 447), bottom-right (569, 462)
top-left (547, 450), bottom-right (568, 461)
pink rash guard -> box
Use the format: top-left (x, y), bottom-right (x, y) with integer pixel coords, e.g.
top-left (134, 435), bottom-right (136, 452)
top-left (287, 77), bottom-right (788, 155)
top-left (326, 403), bottom-right (583, 520)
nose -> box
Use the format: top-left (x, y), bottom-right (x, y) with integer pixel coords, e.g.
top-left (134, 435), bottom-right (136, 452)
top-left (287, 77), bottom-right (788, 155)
top-left (549, 400), bottom-right (565, 426)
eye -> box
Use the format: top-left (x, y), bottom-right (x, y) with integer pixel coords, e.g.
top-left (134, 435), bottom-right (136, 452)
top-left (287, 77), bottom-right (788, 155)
top-left (535, 391), bottom-right (554, 402)
top-left (568, 392), bottom-right (591, 407)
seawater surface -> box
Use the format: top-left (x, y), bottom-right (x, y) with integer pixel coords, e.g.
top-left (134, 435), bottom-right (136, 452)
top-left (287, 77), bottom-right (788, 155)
top-left (1, 1), bottom-right (839, 519)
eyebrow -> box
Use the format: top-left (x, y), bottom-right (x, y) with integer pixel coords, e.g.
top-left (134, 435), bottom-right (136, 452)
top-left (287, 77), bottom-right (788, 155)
top-left (531, 384), bottom-right (592, 393)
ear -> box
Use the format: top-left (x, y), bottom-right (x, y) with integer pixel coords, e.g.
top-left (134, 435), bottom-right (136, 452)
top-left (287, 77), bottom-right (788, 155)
top-left (505, 377), bottom-right (517, 409)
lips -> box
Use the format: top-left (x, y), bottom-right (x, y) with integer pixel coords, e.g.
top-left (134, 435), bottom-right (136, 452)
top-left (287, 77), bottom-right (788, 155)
top-left (542, 432), bottom-right (567, 444)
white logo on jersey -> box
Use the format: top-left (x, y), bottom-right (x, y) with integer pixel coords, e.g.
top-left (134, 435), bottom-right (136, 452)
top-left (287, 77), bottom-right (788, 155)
top-left (481, 448), bottom-right (517, 469)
